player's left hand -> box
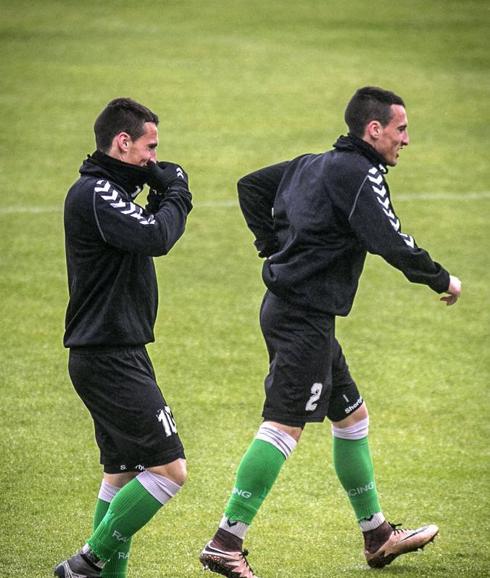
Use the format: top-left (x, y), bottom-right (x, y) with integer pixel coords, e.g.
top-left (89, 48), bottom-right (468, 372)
top-left (146, 161), bottom-right (189, 194)
top-left (440, 275), bottom-right (462, 306)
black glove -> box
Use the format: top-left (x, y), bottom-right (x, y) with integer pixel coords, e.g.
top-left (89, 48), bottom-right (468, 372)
top-left (145, 189), bottom-right (162, 214)
top-left (255, 237), bottom-right (279, 258)
top-left (146, 161), bottom-right (189, 194)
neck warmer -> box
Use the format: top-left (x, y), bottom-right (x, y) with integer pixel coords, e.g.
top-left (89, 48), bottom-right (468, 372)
top-left (333, 134), bottom-right (388, 174)
top-left (80, 150), bottom-right (150, 198)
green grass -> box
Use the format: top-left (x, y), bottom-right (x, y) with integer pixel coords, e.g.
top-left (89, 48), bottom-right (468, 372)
top-left (1, 0), bottom-right (489, 576)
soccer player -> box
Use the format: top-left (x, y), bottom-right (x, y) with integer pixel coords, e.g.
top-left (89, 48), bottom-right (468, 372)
top-left (200, 86), bottom-right (462, 577)
top-left (54, 98), bottom-right (192, 578)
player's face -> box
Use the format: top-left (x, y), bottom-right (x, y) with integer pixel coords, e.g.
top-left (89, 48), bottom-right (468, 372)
top-left (125, 122), bottom-right (159, 166)
top-left (374, 105), bottom-right (409, 166)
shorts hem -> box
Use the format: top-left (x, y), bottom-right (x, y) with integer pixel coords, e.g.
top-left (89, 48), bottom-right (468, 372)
top-left (102, 447), bottom-right (186, 474)
top-left (262, 412), bottom-right (326, 427)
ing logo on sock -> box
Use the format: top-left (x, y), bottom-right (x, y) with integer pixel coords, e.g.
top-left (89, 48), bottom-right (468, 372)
top-left (347, 481), bottom-right (375, 497)
top-left (232, 487), bottom-right (252, 499)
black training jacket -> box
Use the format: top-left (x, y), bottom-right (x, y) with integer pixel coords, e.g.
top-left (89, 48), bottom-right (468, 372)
top-left (238, 134), bottom-right (449, 316)
top-left (63, 156), bottom-right (192, 347)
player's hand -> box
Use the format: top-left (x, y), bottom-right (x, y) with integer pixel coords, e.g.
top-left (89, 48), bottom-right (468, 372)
top-left (146, 161), bottom-right (189, 194)
top-left (440, 275), bottom-right (461, 306)
top-left (145, 189), bottom-right (161, 214)
top-left (255, 236), bottom-right (279, 258)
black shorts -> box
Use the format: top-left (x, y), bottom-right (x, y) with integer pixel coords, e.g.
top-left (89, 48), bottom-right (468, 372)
top-left (260, 292), bottom-right (363, 427)
top-left (68, 346), bottom-right (185, 473)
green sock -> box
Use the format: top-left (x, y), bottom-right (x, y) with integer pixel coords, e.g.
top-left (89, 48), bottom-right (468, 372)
top-left (225, 439), bottom-right (286, 525)
top-left (88, 479), bottom-right (162, 561)
top-left (93, 498), bottom-right (131, 578)
top-left (333, 436), bottom-right (381, 520)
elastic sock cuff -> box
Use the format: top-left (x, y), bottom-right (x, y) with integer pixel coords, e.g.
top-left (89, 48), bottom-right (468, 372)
top-left (359, 512), bottom-right (385, 531)
top-left (98, 480), bottom-right (120, 503)
top-left (255, 424), bottom-right (297, 458)
top-left (332, 417), bottom-right (369, 440)
top-left (136, 471), bottom-right (181, 505)
top-left (219, 515), bottom-right (249, 539)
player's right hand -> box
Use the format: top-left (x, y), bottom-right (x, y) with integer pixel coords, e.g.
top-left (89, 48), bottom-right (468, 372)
top-left (440, 275), bottom-right (462, 306)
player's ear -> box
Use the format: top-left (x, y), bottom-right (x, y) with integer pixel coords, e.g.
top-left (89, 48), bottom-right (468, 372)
top-left (366, 120), bottom-right (382, 141)
top-left (114, 132), bottom-right (131, 154)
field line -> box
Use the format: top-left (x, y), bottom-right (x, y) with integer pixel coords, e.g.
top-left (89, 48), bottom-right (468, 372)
top-left (397, 191), bottom-right (490, 201)
top-left (1, 191), bottom-right (489, 215)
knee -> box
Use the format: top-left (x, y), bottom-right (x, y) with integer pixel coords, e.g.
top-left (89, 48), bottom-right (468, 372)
top-left (172, 460), bottom-right (187, 487)
top-left (263, 420), bottom-right (303, 442)
top-left (103, 471), bottom-right (138, 488)
top-left (148, 458), bottom-right (187, 487)
top-left (332, 401), bottom-right (369, 428)
top-left (353, 402), bottom-right (369, 422)
top-left (347, 401), bottom-right (369, 423)
top-left (331, 402), bottom-right (369, 440)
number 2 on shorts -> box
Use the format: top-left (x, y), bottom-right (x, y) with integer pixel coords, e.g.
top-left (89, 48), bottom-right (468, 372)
top-left (305, 382), bottom-right (323, 411)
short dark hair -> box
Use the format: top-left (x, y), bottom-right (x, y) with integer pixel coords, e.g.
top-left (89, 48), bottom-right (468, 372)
top-left (344, 87), bottom-right (405, 137)
top-left (94, 97), bottom-right (159, 152)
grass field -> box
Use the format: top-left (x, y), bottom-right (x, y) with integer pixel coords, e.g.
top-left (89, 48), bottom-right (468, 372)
top-left (1, 1), bottom-right (489, 576)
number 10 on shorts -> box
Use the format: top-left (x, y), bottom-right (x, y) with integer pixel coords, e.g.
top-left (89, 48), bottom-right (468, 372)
top-left (157, 406), bottom-right (177, 437)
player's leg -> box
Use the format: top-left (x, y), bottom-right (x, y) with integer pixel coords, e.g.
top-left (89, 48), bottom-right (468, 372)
top-left (199, 421), bottom-right (300, 578)
top-left (328, 340), bottom-right (438, 568)
top-left (86, 460), bottom-right (186, 565)
top-left (200, 292), bottom-right (334, 577)
top-left (331, 402), bottom-right (386, 532)
top-left (218, 420), bottom-right (301, 547)
top-left (93, 473), bottom-right (136, 578)
top-left (54, 347), bottom-right (186, 577)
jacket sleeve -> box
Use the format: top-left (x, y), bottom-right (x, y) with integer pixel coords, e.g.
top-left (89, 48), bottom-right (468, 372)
top-left (237, 161), bottom-right (289, 257)
top-left (91, 179), bottom-right (192, 256)
top-left (347, 169), bottom-right (450, 293)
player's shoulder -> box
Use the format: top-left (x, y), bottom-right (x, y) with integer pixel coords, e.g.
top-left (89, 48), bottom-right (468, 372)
top-left (65, 175), bottom-right (119, 220)
top-left (68, 175), bottom-right (126, 204)
top-left (328, 147), bottom-right (382, 188)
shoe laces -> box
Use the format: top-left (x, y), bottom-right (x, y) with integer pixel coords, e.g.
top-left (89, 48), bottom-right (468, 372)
top-left (388, 522), bottom-right (405, 535)
top-left (240, 549), bottom-right (255, 574)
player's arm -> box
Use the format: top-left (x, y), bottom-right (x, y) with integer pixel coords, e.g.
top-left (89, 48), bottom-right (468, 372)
top-left (347, 174), bottom-right (461, 303)
top-left (92, 163), bottom-right (192, 256)
top-left (237, 161), bottom-right (289, 257)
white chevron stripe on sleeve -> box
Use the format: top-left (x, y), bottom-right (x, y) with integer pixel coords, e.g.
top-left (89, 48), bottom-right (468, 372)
top-left (368, 174), bottom-right (384, 185)
top-left (382, 208), bottom-right (396, 219)
top-left (372, 184), bottom-right (387, 197)
top-left (94, 181), bottom-right (111, 193)
top-left (101, 190), bottom-right (119, 202)
top-left (377, 196), bottom-right (390, 209)
top-left (400, 233), bottom-right (415, 248)
top-left (120, 202), bottom-right (136, 215)
top-left (95, 182), bottom-right (155, 226)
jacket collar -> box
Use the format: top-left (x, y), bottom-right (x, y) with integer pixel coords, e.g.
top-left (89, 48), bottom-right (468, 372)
top-left (333, 134), bottom-right (388, 174)
top-left (79, 150), bottom-right (150, 198)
